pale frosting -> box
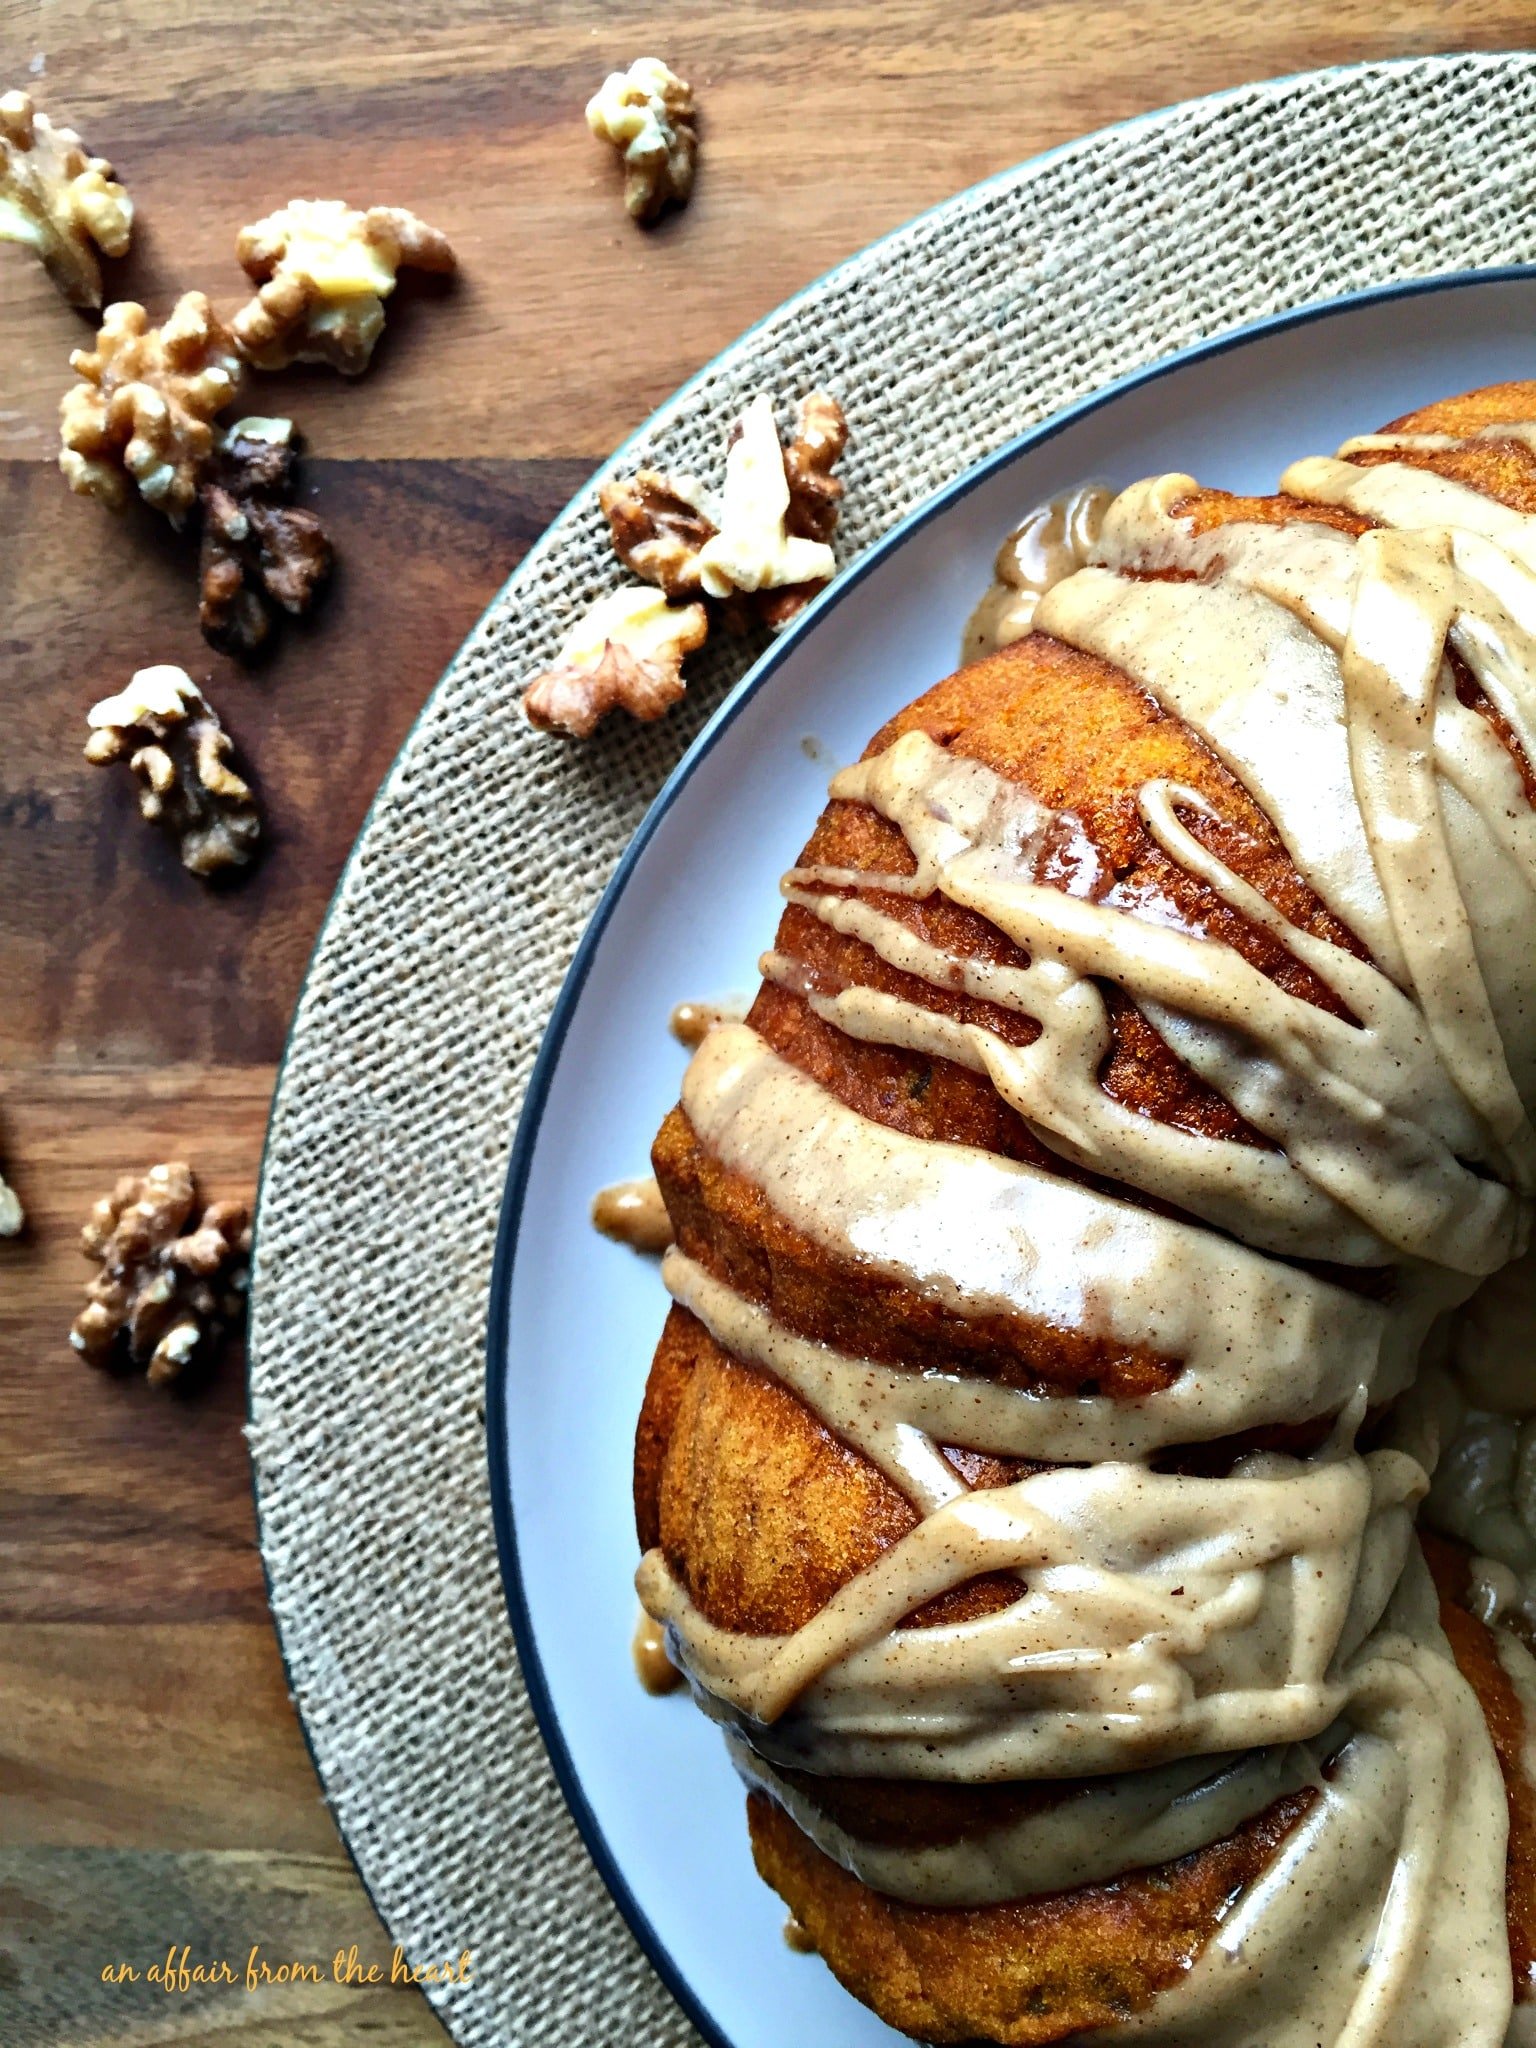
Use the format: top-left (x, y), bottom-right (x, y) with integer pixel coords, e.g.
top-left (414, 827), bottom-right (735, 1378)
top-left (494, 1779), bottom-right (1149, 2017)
top-left (641, 1440), bottom-right (1418, 1779)
top-left (677, 1025), bottom-right (1417, 1404)
top-left (634, 411), bottom-right (1536, 2041)
top-left (1096, 1556), bottom-right (1511, 2048)
top-left (725, 1721), bottom-right (1335, 1907)
top-left (666, 1248), bottom-right (1388, 1466)
top-left (961, 482), bottom-right (1112, 661)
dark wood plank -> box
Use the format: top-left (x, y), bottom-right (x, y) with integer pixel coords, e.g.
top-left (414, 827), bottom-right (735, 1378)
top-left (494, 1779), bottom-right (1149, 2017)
top-left (0, 457), bottom-right (588, 1070)
top-left (4, 3), bottom-right (1534, 459)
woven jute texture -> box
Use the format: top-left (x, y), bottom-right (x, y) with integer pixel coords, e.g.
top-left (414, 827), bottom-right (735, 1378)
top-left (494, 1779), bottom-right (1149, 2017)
top-left (249, 54), bottom-right (1536, 2047)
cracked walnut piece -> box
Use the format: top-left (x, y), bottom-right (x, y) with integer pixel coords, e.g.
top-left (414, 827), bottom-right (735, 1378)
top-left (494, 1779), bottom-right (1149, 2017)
top-left (585, 57), bottom-right (697, 222)
top-left (232, 198), bottom-right (455, 375)
top-left (60, 293), bottom-right (244, 522)
top-left (524, 585), bottom-right (708, 739)
top-left (601, 392), bottom-right (847, 629)
top-left (85, 665), bottom-right (261, 876)
top-left (71, 1162), bottom-right (250, 1387)
top-left (0, 89), bottom-right (133, 307)
top-left (199, 417), bottom-right (332, 657)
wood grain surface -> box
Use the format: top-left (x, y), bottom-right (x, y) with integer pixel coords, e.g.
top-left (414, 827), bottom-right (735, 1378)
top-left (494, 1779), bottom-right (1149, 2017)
top-left (3, 3), bottom-right (1533, 2041)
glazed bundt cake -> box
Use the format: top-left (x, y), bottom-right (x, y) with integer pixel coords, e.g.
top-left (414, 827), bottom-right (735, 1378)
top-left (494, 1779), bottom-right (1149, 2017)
top-left (632, 383), bottom-right (1536, 2045)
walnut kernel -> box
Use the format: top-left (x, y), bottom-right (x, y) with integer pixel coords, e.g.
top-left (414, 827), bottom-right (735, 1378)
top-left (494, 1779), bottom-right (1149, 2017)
top-left (85, 664), bottom-right (261, 876)
top-left (232, 198), bottom-right (455, 375)
top-left (199, 417), bottom-right (332, 657)
top-left (0, 89), bottom-right (132, 307)
top-left (599, 468), bottom-right (719, 600)
top-left (71, 1162), bottom-right (250, 1386)
top-left (59, 293), bottom-right (245, 522)
top-left (524, 585), bottom-right (708, 739)
top-left (585, 57), bottom-right (697, 222)
top-left (602, 393), bottom-right (847, 633)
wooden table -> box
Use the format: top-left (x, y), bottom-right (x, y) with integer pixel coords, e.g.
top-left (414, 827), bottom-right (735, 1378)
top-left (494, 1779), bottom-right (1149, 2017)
top-left (3, 2), bottom-right (1532, 2038)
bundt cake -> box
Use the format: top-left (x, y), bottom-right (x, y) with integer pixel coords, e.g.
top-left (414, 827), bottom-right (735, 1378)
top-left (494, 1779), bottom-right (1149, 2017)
top-left (630, 383), bottom-right (1536, 2045)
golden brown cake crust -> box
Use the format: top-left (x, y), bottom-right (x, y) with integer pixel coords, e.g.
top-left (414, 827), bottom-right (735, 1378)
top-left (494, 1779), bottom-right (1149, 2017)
top-left (748, 1785), bottom-right (1316, 2046)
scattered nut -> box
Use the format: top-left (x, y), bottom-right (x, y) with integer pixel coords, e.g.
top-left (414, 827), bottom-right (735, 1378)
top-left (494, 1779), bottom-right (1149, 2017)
top-left (85, 664), bottom-right (261, 877)
top-left (231, 198), bottom-right (455, 375)
top-left (198, 417), bottom-right (332, 657)
top-left (59, 293), bottom-right (245, 522)
top-left (523, 585), bottom-right (708, 739)
top-left (71, 1161), bottom-right (250, 1387)
top-left (602, 393), bottom-right (847, 633)
top-left (0, 89), bottom-right (133, 307)
top-left (600, 468), bottom-right (719, 600)
top-left (0, 1169), bottom-right (23, 1237)
top-left (746, 390), bottom-right (850, 630)
top-left (585, 57), bottom-right (697, 223)
top-left (698, 394), bottom-right (837, 602)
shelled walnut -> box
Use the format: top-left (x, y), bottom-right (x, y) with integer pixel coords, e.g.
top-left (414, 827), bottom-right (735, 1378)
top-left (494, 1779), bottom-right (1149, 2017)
top-left (600, 469), bottom-right (718, 600)
top-left (231, 198), bottom-right (455, 375)
top-left (0, 89), bottom-right (133, 307)
top-left (601, 392), bottom-right (847, 631)
top-left (523, 585), bottom-right (708, 738)
top-left (59, 293), bottom-right (244, 522)
top-left (71, 1162), bottom-right (250, 1387)
top-left (85, 664), bottom-right (261, 876)
top-left (585, 57), bottom-right (697, 223)
top-left (198, 417), bottom-right (332, 657)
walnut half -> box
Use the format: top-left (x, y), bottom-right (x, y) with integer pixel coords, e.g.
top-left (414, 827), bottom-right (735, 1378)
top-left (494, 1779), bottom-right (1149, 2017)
top-left (524, 585), bottom-right (708, 738)
top-left (71, 1162), bottom-right (250, 1387)
top-left (601, 392), bottom-right (848, 631)
top-left (585, 58), bottom-right (697, 222)
top-left (85, 665), bottom-right (261, 877)
top-left (199, 417), bottom-right (332, 657)
top-left (0, 89), bottom-right (133, 307)
top-left (59, 293), bottom-right (245, 523)
top-left (232, 198), bottom-right (456, 375)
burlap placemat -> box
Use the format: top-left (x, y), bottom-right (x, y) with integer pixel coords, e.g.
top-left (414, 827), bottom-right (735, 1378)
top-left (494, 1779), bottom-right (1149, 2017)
top-left (248, 53), bottom-right (1536, 2047)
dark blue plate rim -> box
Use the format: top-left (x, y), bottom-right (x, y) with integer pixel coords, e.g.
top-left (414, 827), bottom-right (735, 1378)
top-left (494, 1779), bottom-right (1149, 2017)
top-left (483, 261), bottom-right (1536, 2048)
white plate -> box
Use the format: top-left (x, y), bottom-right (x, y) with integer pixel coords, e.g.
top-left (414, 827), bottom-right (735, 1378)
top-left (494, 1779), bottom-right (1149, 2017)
top-left (487, 269), bottom-right (1536, 2048)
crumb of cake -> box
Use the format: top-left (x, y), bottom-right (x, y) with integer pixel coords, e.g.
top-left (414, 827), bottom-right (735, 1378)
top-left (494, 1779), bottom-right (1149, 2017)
top-left (602, 392), bottom-right (849, 632)
top-left (71, 1161), bottom-right (250, 1386)
top-left (85, 664), bottom-right (261, 876)
top-left (523, 585), bottom-right (708, 738)
top-left (231, 197), bottom-right (455, 375)
top-left (59, 293), bottom-right (244, 523)
top-left (585, 57), bottom-right (697, 223)
top-left (0, 89), bottom-right (132, 307)
top-left (198, 416), bottom-right (332, 657)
